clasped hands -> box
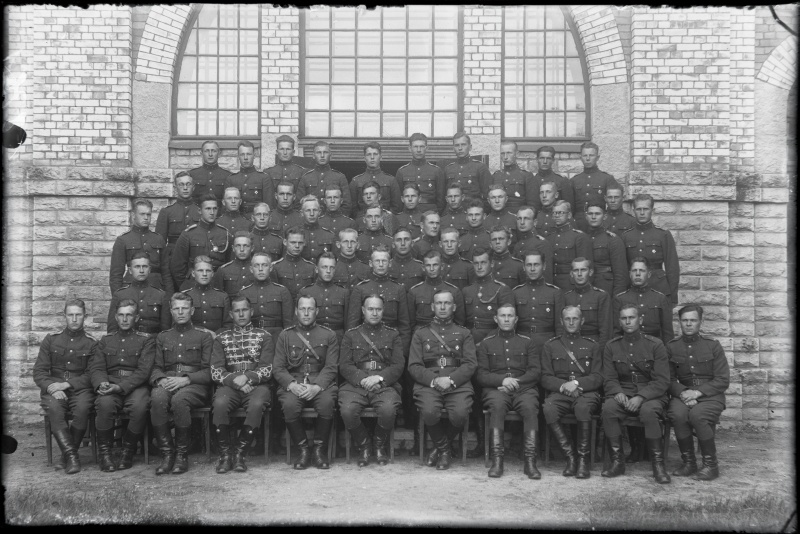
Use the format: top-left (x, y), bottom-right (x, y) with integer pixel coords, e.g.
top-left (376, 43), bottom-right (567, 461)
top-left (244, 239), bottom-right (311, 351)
top-left (232, 374), bottom-right (255, 394)
top-left (360, 375), bottom-right (383, 392)
top-left (679, 389), bottom-right (701, 407)
top-left (46, 381), bottom-right (71, 400)
top-left (497, 377), bottom-right (519, 394)
top-left (158, 376), bottom-right (191, 392)
top-left (288, 381), bottom-right (321, 400)
top-left (560, 380), bottom-right (582, 398)
top-left (614, 392), bottom-right (644, 413)
top-left (433, 376), bottom-right (454, 392)
top-left (97, 382), bottom-right (123, 396)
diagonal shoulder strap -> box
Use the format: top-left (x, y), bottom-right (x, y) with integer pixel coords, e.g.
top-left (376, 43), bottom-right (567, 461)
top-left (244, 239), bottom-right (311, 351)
top-left (295, 330), bottom-right (320, 360)
top-left (557, 338), bottom-right (585, 374)
top-left (358, 329), bottom-right (386, 363)
top-left (428, 327), bottom-right (458, 357)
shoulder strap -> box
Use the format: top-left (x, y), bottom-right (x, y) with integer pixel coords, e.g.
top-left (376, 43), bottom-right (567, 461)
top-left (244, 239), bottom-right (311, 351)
top-left (557, 337), bottom-right (585, 374)
top-left (294, 330), bottom-right (320, 360)
top-left (358, 329), bottom-right (386, 363)
top-left (428, 327), bottom-right (458, 357)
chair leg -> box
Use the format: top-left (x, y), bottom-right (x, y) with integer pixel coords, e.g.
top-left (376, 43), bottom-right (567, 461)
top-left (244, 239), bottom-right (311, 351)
top-left (484, 412), bottom-right (490, 468)
top-left (663, 420), bottom-right (671, 461)
top-left (590, 419), bottom-right (597, 466)
top-left (418, 416), bottom-right (425, 466)
top-left (462, 416), bottom-right (468, 466)
top-left (544, 424), bottom-right (550, 466)
top-left (143, 424), bottom-right (149, 465)
top-left (204, 413), bottom-right (212, 461)
top-left (44, 415), bottom-right (53, 466)
top-left (345, 426), bottom-right (352, 464)
top-left (285, 424), bottom-right (291, 466)
top-left (389, 426), bottom-right (395, 463)
top-left (89, 417), bottom-right (98, 463)
top-left (263, 410), bottom-right (270, 464)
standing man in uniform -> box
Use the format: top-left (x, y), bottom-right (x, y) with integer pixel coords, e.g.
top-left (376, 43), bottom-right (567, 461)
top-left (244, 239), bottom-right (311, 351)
top-left (445, 132), bottom-right (491, 205)
top-left (571, 141), bottom-right (621, 216)
top-left (396, 132), bottom-right (446, 214)
top-left (533, 146), bottom-right (574, 213)
top-left (535, 180), bottom-right (561, 237)
top-left (408, 250), bottom-right (466, 330)
top-left (239, 252), bottom-right (294, 349)
top-left (210, 296), bottom-right (274, 474)
top-left (150, 293), bottom-right (214, 475)
top-left (268, 181), bottom-right (304, 237)
top-left (226, 140), bottom-right (275, 214)
top-left (488, 226), bottom-right (526, 290)
top-left (580, 201), bottom-right (628, 298)
top-left (274, 296), bottom-right (340, 470)
top-left (563, 258), bottom-right (613, 347)
top-left (540, 306), bottom-right (603, 479)
top-left (492, 140), bottom-right (537, 213)
top-left (333, 228), bottom-right (371, 288)
top-left (408, 289), bottom-right (477, 470)
top-left (512, 206), bottom-right (554, 284)
top-left (156, 172), bottom-right (201, 283)
top-left (298, 141), bottom-right (352, 215)
top-left (216, 187), bottom-right (252, 238)
top-left (350, 142), bottom-right (402, 217)
top-left (395, 183), bottom-right (424, 240)
top-left (183, 256), bottom-right (232, 333)
top-left (459, 199), bottom-right (491, 257)
top-left (614, 257), bottom-right (674, 342)
top-left (107, 253), bottom-right (171, 335)
top-left (318, 185), bottom-right (354, 239)
top-left (110, 199), bottom-right (170, 294)
top-left (189, 140), bottom-right (230, 203)
top-left (484, 185), bottom-right (519, 233)
top-left (33, 299), bottom-right (97, 474)
top-left (212, 231), bottom-right (254, 298)
top-left (271, 226), bottom-right (316, 300)
top-left (546, 200), bottom-right (593, 292)
top-left (600, 305), bottom-right (671, 484)
top-left (411, 211), bottom-right (441, 260)
top-left (622, 194), bottom-right (680, 306)
top-left (298, 195), bottom-right (336, 263)
top-left (263, 135), bottom-right (306, 200)
top-left (389, 226), bottom-right (425, 291)
top-left (356, 206), bottom-right (393, 263)
top-left (298, 253), bottom-right (349, 343)
top-left (91, 299), bottom-right (155, 472)
top-left (338, 295), bottom-right (404, 467)
top-left (441, 184), bottom-right (469, 236)
top-left (476, 304), bottom-right (541, 478)
top-left (667, 304), bottom-right (729, 481)
top-left (354, 181), bottom-right (397, 236)
top-left (250, 203), bottom-right (284, 262)
top-left (439, 227), bottom-right (473, 290)
top-left (513, 252), bottom-right (564, 349)
top-left (604, 185), bottom-right (636, 235)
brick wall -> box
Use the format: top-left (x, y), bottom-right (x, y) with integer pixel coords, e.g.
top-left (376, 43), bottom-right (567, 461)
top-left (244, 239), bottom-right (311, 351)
top-left (4, 5), bottom-right (35, 163)
top-left (463, 7), bottom-right (502, 135)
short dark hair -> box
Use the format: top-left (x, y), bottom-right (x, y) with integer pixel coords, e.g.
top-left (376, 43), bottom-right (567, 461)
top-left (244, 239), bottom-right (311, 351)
top-left (537, 146), bottom-right (556, 157)
top-left (363, 141), bottom-right (382, 154)
top-left (471, 246), bottom-right (490, 261)
top-left (285, 225), bottom-right (306, 240)
top-left (629, 256), bottom-right (651, 270)
top-left (466, 198), bottom-right (485, 211)
top-left (421, 210), bottom-right (439, 224)
top-left (64, 299), bottom-right (86, 314)
top-left (500, 139), bottom-right (518, 151)
top-left (678, 304), bottom-right (704, 320)
top-left (488, 225), bottom-right (511, 239)
top-left (633, 193), bottom-right (655, 208)
top-left (115, 299), bottom-right (138, 313)
top-left (199, 194), bottom-right (219, 208)
top-left (128, 251), bottom-right (150, 265)
top-left (317, 252), bottom-right (337, 264)
top-left (446, 183), bottom-right (463, 194)
top-left (571, 257), bottom-right (594, 270)
top-left (517, 205), bottom-right (537, 218)
top-left (618, 303), bottom-right (641, 318)
top-left (276, 180), bottom-right (296, 193)
top-left (585, 201), bottom-right (606, 213)
top-left (324, 183), bottom-right (342, 194)
top-left (174, 170), bottom-right (192, 183)
top-left (409, 133), bottom-right (428, 144)
top-left (230, 295), bottom-right (252, 309)
top-left (171, 292), bottom-right (193, 307)
top-left (276, 135), bottom-right (295, 147)
top-left (201, 140), bottom-right (219, 151)
top-left (362, 181), bottom-right (381, 195)
top-left (393, 226), bottom-right (413, 238)
top-left (423, 249), bottom-right (442, 262)
top-left (238, 140), bottom-right (255, 151)
top-left (488, 183), bottom-right (507, 194)
top-left (233, 231), bottom-right (253, 243)
top-left (402, 183), bottom-right (421, 195)
top-left (580, 141), bottom-right (599, 153)
top-left (452, 132), bottom-right (470, 143)
top-left (131, 198), bottom-right (153, 212)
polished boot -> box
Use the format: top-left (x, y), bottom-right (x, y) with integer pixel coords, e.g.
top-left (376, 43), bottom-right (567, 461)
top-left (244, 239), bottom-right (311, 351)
top-left (233, 425), bottom-right (255, 472)
top-left (601, 435), bottom-right (626, 478)
top-left (350, 424), bottom-right (371, 467)
top-left (152, 423), bottom-right (175, 476)
top-left (312, 417), bottom-right (333, 469)
top-left (672, 436), bottom-right (698, 477)
top-left (117, 429), bottom-right (142, 470)
top-left (467, 412), bottom-right (485, 458)
top-left (523, 430), bottom-right (541, 479)
top-left (373, 424), bottom-right (391, 466)
top-left (625, 426), bottom-right (644, 463)
top-left (575, 421), bottom-right (592, 479)
top-left (96, 428), bottom-right (116, 472)
top-left (57, 425), bottom-right (86, 470)
top-left (647, 437), bottom-right (671, 484)
top-left (52, 428), bottom-right (81, 475)
top-left (171, 425), bottom-right (191, 474)
top-left (487, 428), bottom-right (504, 478)
top-left (286, 419), bottom-right (311, 470)
top-left (425, 422), bottom-right (446, 468)
top-left (215, 425), bottom-right (233, 474)
top-left (694, 438), bottom-right (719, 481)
top-left (439, 421), bottom-right (463, 470)
top-left (549, 422), bottom-right (577, 477)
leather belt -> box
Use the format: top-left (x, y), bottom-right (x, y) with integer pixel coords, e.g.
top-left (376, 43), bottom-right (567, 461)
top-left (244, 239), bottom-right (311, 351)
top-left (501, 370), bottom-right (525, 378)
top-left (594, 266), bottom-right (612, 273)
top-left (296, 362), bottom-right (323, 375)
top-left (136, 325), bottom-right (161, 334)
top-left (169, 363), bottom-right (199, 373)
top-left (519, 326), bottom-right (555, 334)
top-left (255, 318), bottom-right (282, 328)
top-left (111, 369), bottom-right (135, 378)
top-left (681, 377), bottom-right (710, 388)
top-left (623, 371), bottom-right (648, 384)
top-left (357, 360), bottom-right (385, 371)
top-left (424, 357), bottom-right (461, 368)
top-left (560, 374), bottom-right (579, 382)
top-left (229, 362), bottom-right (256, 372)
top-left (52, 371), bottom-right (74, 380)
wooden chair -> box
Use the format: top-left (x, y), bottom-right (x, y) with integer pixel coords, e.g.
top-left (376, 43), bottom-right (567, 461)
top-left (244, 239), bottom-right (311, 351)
top-left (189, 407), bottom-right (212, 460)
top-left (284, 408), bottom-right (337, 465)
top-left (419, 409), bottom-right (469, 466)
top-left (228, 407), bottom-right (271, 463)
top-left (110, 412), bottom-right (149, 465)
top-left (43, 411), bottom-right (97, 466)
top-left (543, 414), bottom-right (599, 466)
top-left (482, 410), bottom-right (526, 468)
top-left (602, 415), bottom-right (671, 469)
top-left (344, 408), bottom-right (396, 464)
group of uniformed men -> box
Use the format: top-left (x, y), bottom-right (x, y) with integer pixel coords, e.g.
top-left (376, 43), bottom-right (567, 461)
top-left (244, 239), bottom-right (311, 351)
top-left (35, 132), bottom-right (728, 484)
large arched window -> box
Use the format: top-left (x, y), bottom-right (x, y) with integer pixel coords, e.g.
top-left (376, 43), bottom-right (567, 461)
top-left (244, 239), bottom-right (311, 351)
top-left (502, 6), bottom-right (590, 141)
top-left (301, 5), bottom-right (461, 139)
top-left (173, 4), bottom-right (261, 138)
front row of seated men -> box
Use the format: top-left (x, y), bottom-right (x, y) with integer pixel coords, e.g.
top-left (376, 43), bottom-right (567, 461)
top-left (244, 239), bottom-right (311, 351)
top-left (35, 291), bottom-right (728, 483)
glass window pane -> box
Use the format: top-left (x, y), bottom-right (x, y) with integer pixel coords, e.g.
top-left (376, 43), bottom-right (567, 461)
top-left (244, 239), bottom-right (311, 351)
top-left (565, 33), bottom-right (579, 56)
top-left (435, 32), bottom-right (458, 56)
top-left (408, 113), bottom-right (431, 137)
top-left (505, 86), bottom-right (523, 111)
top-left (545, 113), bottom-right (564, 137)
top-left (525, 85), bottom-right (544, 110)
top-left (526, 6), bottom-right (546, 30)
top-left (545, 6), bottom-right (565, 30)
top-left (241, 5), bottom-right (259, 29)
top-left (331, 85), bottom-right (355, 110)
top-left (547, 31), bottom-right (565, 56)
top-left (331, 58), bottom-right (355, 83)
top-left (306, 9), bottom-right (330, 30)
top-left (219, 5), bottom-right (238, 28)
top-left (434, 85), bottom-right (457, 110)
top-left (383, 8), bottom-right (406, 29)
top-left (408, 5), bottom-right (432, 30)
top-left (239, 111), bottom-right (258, 136)
top-left (306, 58), bottom-right (330, 84)
top-left (505, 7), bottom-right (524, 31)
top-left (332, 32), bottom-right (355, 56)
top-left (198, 110), bottom-right (216, 136)
top-left (408, 59), bottom-right (432, 83)
top-left (408, 32), bottom-right (432, 57)
top-left (358, 8), bottom-right (381, 30)
top-left (332, 9), bottom-right (355, 29)
top-left (526, 58), bottom-right (545, 84)
top-left (408, 86), bottom-right (432, 110)
top-left (526, 32), bottom-right (545, 56)
top-left (177, 110), bottom-right (196, 135)
top-left (434, 6), bottom-right (458, 30)
top-left (546, 85), bottom-right (565, 110)
top-left (433, 112), bottom-right (457, 138)
top-left (358, 31), bottom-right (380, 56)
top-left (357, 85), bottom-right (380, 110)
top-left (331, 112), bottom-right (355, 136)
top-left (358, 58), bottom-right (381, 83)
top-left (179, 57), bottom-right (197, 82)
top-left (565, 85), bottom-right (586, 110)
top-left (505, 33), bottom-right (524, 57)
top-left (504, 113), bottom-right (523, 138)
top-left (177, 84), bottom-right (197, 108)
top-left (546, 58), bottom-right (565, 83)
top-left (505, 58), bottom-right (524, 84)
top-left (306, 32), bottom-right (330, 56)
top-left (219, 57), bottom-right (237, 82)
top-left (219, 111), bottom-right (237, 134)
top-left (219, 84), bottom-right (237, 109)
top-left (218, 30), bottom-right (237, 55)
top-left (198, 5), bottom-right (219, 27)
top-left (305, 85), bottom-right (330, 109)
top-left (357, 113), bottom-right (380, 137)
top-left (433, 58), bottom-right (457, 84)
top-left (566, 112), bottom-right (586, 137)
top-left (198, 30), bottom-right (218, 55)
top-left (305, 112), bottom-right (330, 136)
top-left (198, 84), bottom-right (216, 108)
top-left (240, 30), bottom-right (259, 55)
top-left (383, 86), bottom-right (406, 110)
top-left (383, 112), bottom-right (406, 137)
top-left (383, 32), bottom-right (407, 57)
top-left (383, 58), bottom-right (406, 83)
top-left (565, 58), bottom-right (583, 83)
top-left (525, 113), bottom-right (544, 137)
top-left (184, 31), bottom-right (197, 55)
top-left (240, 85), bottom-right (258, 109)
top-left (239, 58), bottom-right (258, 82)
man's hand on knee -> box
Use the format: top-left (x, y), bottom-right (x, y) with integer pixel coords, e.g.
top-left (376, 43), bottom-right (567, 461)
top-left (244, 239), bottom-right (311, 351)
top-left (624, 395), bottom-right (644, 413)
top-left (613, 392), bottom-right (627, 405)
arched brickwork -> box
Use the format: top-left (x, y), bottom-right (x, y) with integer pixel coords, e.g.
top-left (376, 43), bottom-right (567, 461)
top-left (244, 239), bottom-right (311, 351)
top-left (134, 4), bottom-right (194, 84)
top-left (570, 5), bottom-right (629, 85)
top-left (757, 35), bottom-right (798, 90)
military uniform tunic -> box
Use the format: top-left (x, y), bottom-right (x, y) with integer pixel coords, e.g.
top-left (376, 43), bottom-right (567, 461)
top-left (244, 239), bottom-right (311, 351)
top-left (622, 221), bottom-right (680, 305)
top-left (171, 220), bottom-right (232, 289)
top-left (350, 168), bottom-right (403, 217)
top-left (585, 226), bottom-right (628, 298)
top-left (441, 207), bottom-right (469, 236)
top-left (354, 208), bottom-right (397, 237)
top-left (666, 333), bottom-right (729, 440)
top-left (318, 211), bottom-right (354, 241)
top-left (274, 323), bottom-right (339, 420)
top-left (338, 323), bottom-right (404, 429)
top-left (189, 162), bottom-right (230, 203)
top-left (264, 160), bottom-right (307, 200)
top-left (605, 209), bottom-right (636, 235)
top-left (298, 279), bottom-right (349, 341)
top-left (356, 230), bottom-right (393, 264)
top-left (348, 275), bottom-right (411, 350)
top-left (484, 210), bottom-right (518, 237)
top-left (463, 276), bottom-right (513, 343)
top-left (211, 323), bottom-right (274, 427)
top-left (182, 283), bottom-right (232, 333)
top-left (490, 164), bottom-right (537, 212)
top-left (408, 278), bottom-right (466, 330)
top-left (601, 331), bottom-right (670, 439)
top-left (156, 198), bottom-right (201, 249)
top-left (298, 165), bottom-right (352, 215)
top-left (109, 226), bottom-right (170, 294)
top-left (212, 258), bottom-right (255, 298)
top-left (445, 157), bottom-right (491, 204)
top-left (216, 210), bottom-right (252, 239)
top-left (563, 284), bottom-right (613, 347)
top-left (239, 279), bottom-right (294, 349)
top-left (107, 281), bottom-right (171, 335)
top-left (490, 250), bottom-right (526, 290)
top-left (512, 277), bottom-right (565, 347)
top-left (534, 205), bottom-right (558, 237)
top-left (270, 254), bottom-right (316, 300)
top-left (250, 227), bottom-right (284, 262)
top-left (300, 222), bottom-right (335, 263)
top-left (90, 329), bottom-right (155, 433)
top-left (34, 328), bottom-right (97, 432)
top-left (411, 234), bottom-right (441, 261)
top-left (477, 330), bottom-right (540, 430)
top-left (333, 254), bottom-right (371, 289)
top-left (541, 332), bottom-right (602, 423)
top-left (441, 253), bottom-right (473, 291)
top-left (396, 159), bottom-right (446, 214)
top-left (395, 207), bottom-right (424, 240)
top-left (512, 230), bottom-right (555, 285)
top-left (267, 207), bottom-right (304, 238)
top-left (613, 285), bottom-right (674, 343)
top-left (150, 323), bottom-right (213, 427)
top-left (545, 223), bottom-right (593, 292)
top-left (533, 170), bottom-right (575, 214)
top-left (226, 167), bottom-right (275, 214)
top-left (459, 226), bottom-right (491, 257)
top-left (570, 167), bottom-right (621, 216)
top-left (388, 253), bottom-right (425, 291)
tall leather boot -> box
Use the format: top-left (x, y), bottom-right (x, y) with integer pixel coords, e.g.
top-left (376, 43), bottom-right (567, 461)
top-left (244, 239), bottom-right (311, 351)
top-left (350, 424), bottom-right (371, 467)
top-left (152, 423), bottom-right (175, 476)
top-left (522, 430), bottom-right (541, 479)
top-left (694, 438), bottom-right (719, 481)
top-left (96, 428), bottom-right (116, 472)
top-left (233, 425), bottom-right (255, 472)
top-left (575, 421), bottom-right (592, 479)
top-left (373, 424), bottom-right (391, 466)
top-left (59, 425), bottom-right (86, 470)
top-left (215, 424), bottom-right (233, 474)
top-left (625, 426), bottom-right (644, 463)
top-left (646, 437), bottom-right (671, 484)
top-left (171, 425), bottom-right (192, 474)
top-left (286, 419), bottom-right (311, 470)
top-left (312, 417), bottom-right (333, 469)
top-left (467, 412), bottom-right (485, 458)
top-left (117, 429), bottom-right (142, 470)
top-left (548, 422), bottom-right (577, 477)
top-left (52, 428), bottom-right (81, 475)
top-left (439, 421), bottom-right (463, 470)
top-left (601, 435), bottom-right (626, 477)
top-left (672, 436), bottom-right (698, 477)
top-left (487, 428), bottom-right (504, 478)
top-left (425, 422), bottom-right (446, 468)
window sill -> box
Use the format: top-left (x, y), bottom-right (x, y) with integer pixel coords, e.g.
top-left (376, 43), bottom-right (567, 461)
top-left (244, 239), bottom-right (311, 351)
top-left (513, 141), bottom-right (588, 154)
top-left (169, 138), bottom-right (260, 150)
